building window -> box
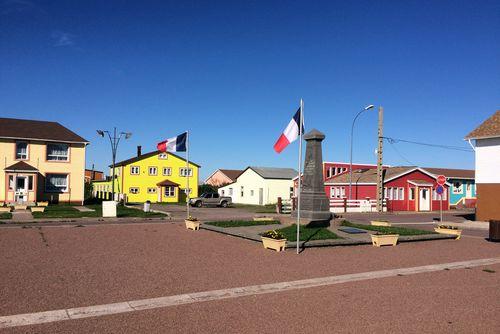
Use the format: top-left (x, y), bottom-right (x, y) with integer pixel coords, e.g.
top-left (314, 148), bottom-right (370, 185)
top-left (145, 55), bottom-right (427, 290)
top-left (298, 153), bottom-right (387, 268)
top-left (148, 167), bottom-right (157, 176)
top-left (147, 187), bottom-right (157, 194)
top-left (45, 174), bottom-right (68, 192)
top-left (129, 187), bottom-right (139, 194)
top-left (388, 188), bottom-right (394, 200)
top-left (250, 190), bottom-right (254, 196)
top-left (399, 188), bottom-right (404, 200)
top-left (384, 187), bottom-right (388, 199)
top-left (180, 168), bottom-right (193, 177)
top-left (8, 175), bottom-right (14, 190)
top-left (46, 143), bottom-right (69, 161)
top-left (240, 186), bottom-right (244, 197)
top-left (409, 188), bottom-right (415, 200)
top-left (162, 167), bottom-right (172, 176)
top-left (228, 188), bottom-right (233, 196)
top-left (16, 142), bottom-right (28, 160)
top-left (130, 166), bottom-right (140, 175)
top-left (452, 182), bottom-right (463, 194)
top-left (164, 186), bottom-right (175, 197)
top-left (340, 187), bottom-right (346, 198)
top-left (158, 153), bottom-right (168, 159)
top-left (28, 176), bottom-right (33, 191)
top-left (326, 168), bottom-right (332, 178)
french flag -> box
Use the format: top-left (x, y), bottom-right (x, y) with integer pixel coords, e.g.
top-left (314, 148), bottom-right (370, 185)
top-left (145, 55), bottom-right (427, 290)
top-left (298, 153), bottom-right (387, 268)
top-left (157, 132), bottom-right (187, 152)
top-left (273, 108), bottom-right (305, 153)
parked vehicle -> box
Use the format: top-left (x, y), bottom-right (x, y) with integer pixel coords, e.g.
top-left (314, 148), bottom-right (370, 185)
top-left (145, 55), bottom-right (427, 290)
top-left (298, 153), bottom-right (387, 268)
top-left (189, 193), bottom-right (232, 208)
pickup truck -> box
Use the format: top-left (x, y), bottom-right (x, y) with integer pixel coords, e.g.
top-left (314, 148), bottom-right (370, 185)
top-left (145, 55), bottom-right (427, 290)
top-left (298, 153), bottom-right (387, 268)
top-left (189, 193), bottom-right (232, 208)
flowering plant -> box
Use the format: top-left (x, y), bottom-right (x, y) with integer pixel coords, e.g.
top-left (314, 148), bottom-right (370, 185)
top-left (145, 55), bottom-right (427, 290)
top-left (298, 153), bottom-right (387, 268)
top-left (438, 225), bottom-right (458, 230)
top-left (261, 230), bottom-right (286, 240)
top-left (186, 216), bottom-right (198, 222)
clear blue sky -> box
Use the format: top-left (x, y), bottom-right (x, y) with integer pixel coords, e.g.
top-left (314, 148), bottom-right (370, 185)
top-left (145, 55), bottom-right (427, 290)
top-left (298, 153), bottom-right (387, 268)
top-left (1, 0), bottom-right (498, 179)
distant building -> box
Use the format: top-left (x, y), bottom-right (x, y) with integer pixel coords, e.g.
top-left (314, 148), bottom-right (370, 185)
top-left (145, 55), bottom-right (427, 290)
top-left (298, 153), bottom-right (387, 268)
top-left (218, 167), bottom-right (297, 205)
top-left (424, 168), bottom-right (475, 208)
top-left (465, 110), bottom-right (500, 221)
top-left (0, 117), bottom-right (88, 205)
top-left (92, 146), bottom-right (200, 203)
top-left (204, 169), bottom-right (243, 187)
top-left (85, 169), bottom-right (105, 183)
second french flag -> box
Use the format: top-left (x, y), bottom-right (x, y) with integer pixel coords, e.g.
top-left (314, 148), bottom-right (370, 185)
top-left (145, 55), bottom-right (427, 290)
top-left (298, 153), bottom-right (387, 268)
top-left (273, 107), bottom-right (305, 153)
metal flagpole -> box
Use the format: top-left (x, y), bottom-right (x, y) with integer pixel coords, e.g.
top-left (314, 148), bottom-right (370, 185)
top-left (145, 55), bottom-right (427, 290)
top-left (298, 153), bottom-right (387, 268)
top-left (186, 131), bottom-right (190, 219)
top-left (296, 99), bottom-right (303, 254)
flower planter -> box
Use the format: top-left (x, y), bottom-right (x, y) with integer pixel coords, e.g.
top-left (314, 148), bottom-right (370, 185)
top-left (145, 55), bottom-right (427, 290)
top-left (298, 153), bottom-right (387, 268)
top-left (36, 202), bottom-right (49, 207)
top-left (253, 217), bottom-right (275, 222)
top-left (14, 205), bottom-right (27, 211)
top-left (370, 220), bottom-right (391, 227)
top-left (185, 220), bottom-right (200, 231)
top-left (434, 227), bottom-right (462, 240)
top-left (0, 207), bottom-right (11, 212)
top-left (261, 237), bottom-right (287, 252)
top-left (30, 207), bottom-right (45, 213)
top-left (371, 234), bottom-right (399, 247)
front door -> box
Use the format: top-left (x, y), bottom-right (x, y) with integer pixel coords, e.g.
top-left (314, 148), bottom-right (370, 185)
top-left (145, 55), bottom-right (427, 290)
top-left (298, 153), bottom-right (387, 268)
top-left (418, 188), bottom-right (430, 211)
top-left (15, 176), bottom-right (28, 203)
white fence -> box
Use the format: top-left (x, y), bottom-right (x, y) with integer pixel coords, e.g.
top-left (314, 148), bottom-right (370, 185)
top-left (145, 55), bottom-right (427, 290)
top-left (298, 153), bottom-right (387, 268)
top-left (330, 199), bottom-right (387, 213)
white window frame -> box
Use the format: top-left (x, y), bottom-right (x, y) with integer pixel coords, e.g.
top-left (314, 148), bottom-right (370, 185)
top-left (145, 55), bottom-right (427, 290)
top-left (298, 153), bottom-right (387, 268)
top-left (164, 186), bottom-right (175, 197)
top-left (148, 166), bottom-right (158, 176)
top-left (46, 143), bottom-right (69, 161)
top-left (45, 174), bottom-right (69, 193)
top-left (452, 182), bottom-right (463, 194)
top-left (228, 188), bottom-right (233, 196)
top-left (399, 187), bottom-right (404, 200)
top-left (340, 187), bottom-right (346, 198)
top-left (180, 168), bottom-right (193, 177)
top-left (162, 167), bottom-right (172, 176)
top-left (409, 188), bottom-right (415, 200)
top-left (130, 166), bottom-right (140, 175)
top-left (330, 187), bottom-right (336, 198)
top-left (388, 187), bottom-right (393, 200)
top-left (15, 141), bottom-right (28, 160)
top-left (158, 153), bottom-right (168, 160)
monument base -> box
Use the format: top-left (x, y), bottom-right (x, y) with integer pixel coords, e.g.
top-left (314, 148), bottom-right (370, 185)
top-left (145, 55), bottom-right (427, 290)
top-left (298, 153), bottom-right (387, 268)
top-left (291, 210), bottom-right (332, 227)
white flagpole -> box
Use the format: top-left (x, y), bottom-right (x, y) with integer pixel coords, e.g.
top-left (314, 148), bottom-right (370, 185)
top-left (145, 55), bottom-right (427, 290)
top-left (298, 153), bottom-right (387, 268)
top-left (186, 131), bottom-right (190, 219)
top-left (296, 99), bottom-right (303, 254)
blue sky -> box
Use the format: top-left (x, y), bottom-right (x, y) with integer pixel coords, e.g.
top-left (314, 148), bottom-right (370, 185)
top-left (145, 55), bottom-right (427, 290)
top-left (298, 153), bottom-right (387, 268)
top-left (1, 0), bottom-right (498, 179)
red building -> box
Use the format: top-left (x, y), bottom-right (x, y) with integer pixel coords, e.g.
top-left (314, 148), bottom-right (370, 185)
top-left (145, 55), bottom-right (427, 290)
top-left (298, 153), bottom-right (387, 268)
top-left (325, 166), bottom-right (449, 212)
top-left (85, 169), bottom-right (105, 183)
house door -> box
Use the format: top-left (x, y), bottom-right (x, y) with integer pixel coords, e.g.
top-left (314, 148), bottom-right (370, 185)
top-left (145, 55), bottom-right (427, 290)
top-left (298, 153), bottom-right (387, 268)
top-left (15, 176), bottom-right (28, 203)
top-left (258, 188), bottom-right (263, 205)
top-left (418, 188), bottom-right (430, 211)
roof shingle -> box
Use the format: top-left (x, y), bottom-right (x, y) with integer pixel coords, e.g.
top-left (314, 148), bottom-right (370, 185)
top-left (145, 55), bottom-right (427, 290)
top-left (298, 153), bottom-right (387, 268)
top-left (465, 110), bottom-right (500, 140)
top-left (0, 118), bottom-right (88, 143)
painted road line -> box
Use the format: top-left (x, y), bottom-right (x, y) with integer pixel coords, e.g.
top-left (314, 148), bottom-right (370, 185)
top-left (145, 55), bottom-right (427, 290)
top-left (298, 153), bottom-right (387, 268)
top-left (1, 257), bottom-right (499, 329)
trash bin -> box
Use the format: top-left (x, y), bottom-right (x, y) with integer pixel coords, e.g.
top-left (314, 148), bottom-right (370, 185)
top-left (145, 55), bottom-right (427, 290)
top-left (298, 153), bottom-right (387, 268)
top-left (143, 200), bottom-right (151, 213)
top-left (489, 220), bottom-right (500, 242)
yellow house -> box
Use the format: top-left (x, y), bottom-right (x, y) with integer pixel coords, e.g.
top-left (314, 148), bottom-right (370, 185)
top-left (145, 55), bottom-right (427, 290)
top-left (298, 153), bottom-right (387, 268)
top-left (0, 118), bottom-right (88, 205)
top-left (93, 146), bottom-right (200, 203)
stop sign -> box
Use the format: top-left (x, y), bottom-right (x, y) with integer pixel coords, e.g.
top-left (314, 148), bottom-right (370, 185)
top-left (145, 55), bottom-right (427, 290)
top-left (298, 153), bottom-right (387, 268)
top-left (437, 175), bottom-right (446, 186)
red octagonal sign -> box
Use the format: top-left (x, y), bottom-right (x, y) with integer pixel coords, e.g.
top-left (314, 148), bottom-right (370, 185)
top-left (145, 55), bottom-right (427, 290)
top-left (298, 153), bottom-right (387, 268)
top-left (437, 175), bottom-right (446, 186)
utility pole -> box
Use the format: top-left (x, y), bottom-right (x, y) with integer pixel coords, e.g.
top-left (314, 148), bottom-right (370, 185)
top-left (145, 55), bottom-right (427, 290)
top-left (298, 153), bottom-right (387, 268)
top-left (376, 106), bottom-right (384, 212)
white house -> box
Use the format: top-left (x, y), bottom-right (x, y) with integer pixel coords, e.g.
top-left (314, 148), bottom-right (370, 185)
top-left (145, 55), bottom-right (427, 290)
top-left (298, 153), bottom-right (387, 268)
top-left (218, 166), bottom-right (297, 205)
top-left (465, 110), bottom-right (500, 221)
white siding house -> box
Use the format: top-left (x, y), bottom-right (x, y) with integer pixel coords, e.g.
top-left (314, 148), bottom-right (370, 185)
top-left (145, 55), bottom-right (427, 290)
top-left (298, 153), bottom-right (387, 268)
top-left (218, 167), bottom-right (297, 205)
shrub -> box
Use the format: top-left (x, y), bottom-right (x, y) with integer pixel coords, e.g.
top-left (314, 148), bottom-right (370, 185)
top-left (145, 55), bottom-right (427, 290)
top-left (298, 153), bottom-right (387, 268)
top-left (261, 230), bottom-right (286, 240)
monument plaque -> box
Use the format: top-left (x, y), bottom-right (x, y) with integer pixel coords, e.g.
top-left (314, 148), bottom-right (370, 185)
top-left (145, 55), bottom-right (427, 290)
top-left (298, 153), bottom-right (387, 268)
top-left (294, 129), bottom-right (332, 225)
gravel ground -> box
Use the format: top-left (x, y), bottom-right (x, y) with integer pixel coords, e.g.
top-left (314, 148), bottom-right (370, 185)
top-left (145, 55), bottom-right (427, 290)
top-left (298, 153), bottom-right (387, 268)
top-left (1, 222), bottom-right (499, 333)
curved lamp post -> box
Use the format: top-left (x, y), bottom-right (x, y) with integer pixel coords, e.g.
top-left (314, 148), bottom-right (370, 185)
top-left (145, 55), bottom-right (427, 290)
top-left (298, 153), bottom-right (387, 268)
top-left (97, 128), bottom-right (132, 201)
top-left (349, 105), bottom-right (374, 200)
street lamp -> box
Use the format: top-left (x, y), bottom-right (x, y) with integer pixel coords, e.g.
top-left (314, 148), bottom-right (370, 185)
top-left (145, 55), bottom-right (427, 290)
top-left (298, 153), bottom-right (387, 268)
top-left (97, 127), bottom-right (132, 201)
top-left (349, 105), bottom-right (374, 200)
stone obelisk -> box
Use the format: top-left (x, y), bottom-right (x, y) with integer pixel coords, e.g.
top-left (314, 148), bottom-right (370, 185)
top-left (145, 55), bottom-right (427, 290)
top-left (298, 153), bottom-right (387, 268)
top-left (295, 129), bottom-right (331, 225)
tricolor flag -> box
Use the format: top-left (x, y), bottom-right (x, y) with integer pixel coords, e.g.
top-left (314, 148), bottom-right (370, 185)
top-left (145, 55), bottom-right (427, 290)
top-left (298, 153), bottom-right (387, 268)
top-left (273, 108), bottom-right (305, 153)
top-left (157, 132), bottom-right (187, 152)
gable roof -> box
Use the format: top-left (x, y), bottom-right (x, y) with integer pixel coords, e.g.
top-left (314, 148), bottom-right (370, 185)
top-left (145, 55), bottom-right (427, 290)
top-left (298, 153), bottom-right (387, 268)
top-left (111, 150), bottom-right (200, 168)
top-left (246, 166), bottom-right (298, 180)
top-left (325, 166), bottom-right (439, 184)
top-left (4, 161), bottom-right (38, 172)
top-left (0, 118), bottom-right (88, 143)
top-left (423, 167), bottom-right (475, 180)
top-left (465, 110), bottom-right (500, 140)
top-left (219, 169), bottom-right (244, 181)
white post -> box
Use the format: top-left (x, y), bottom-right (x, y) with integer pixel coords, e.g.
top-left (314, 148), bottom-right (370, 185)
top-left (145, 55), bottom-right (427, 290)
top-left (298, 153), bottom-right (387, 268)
top-left (440, 192), bottom-right (443, 223)
top-left (186, 131), bottom-right (190, 219)
top-left (296, 99), bottom-right (304, 254)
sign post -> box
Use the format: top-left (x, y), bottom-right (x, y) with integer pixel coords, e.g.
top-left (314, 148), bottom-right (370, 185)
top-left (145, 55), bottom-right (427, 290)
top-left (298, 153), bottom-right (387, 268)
top-left (436, 175), bottom-right (446, 223)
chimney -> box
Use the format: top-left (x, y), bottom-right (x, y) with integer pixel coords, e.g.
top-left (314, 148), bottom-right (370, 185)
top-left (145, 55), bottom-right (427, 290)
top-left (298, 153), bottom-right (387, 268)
top-left (137, 145), bottom-right (142, 157)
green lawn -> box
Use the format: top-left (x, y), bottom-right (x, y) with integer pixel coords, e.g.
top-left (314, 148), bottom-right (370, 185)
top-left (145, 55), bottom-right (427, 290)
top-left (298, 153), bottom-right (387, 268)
top-left (232, 204), bottom-right (277, 213)
top-left (0, 212), bottom-right (12, 220)
top-left (32, 204), bottom-right (165, 219)
top-left (270, 224), bottom-right (341, 242)
top-left (341, 221), bottom-right (435, 235)
top-left (205, 220), bottom-right (280, 228)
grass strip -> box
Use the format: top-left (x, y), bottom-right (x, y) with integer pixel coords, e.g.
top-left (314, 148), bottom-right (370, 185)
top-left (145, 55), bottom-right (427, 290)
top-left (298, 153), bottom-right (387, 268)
top-left (0, 212), bottom-right (12, 219)
top-left (341, 220), bottom-right (435, 236)
top-left (269, 224), bottom-right (341, 242)
top-left (205, 220), bottom-right (280, 228)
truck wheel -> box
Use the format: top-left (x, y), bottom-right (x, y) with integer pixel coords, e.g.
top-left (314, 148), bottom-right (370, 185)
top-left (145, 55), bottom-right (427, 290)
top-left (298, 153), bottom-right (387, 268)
top-left (195, 201), bottom-right (202, 208)
top-left (221, 201), bottom-right (228, 208)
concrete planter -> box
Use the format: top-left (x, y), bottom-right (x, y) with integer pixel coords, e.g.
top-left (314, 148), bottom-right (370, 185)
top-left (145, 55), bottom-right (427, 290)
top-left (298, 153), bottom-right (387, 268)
top-left (371, 220), bottom-right (391, 227)
top-left (14, 205), bottom-right (27, 211)
top-left (261, 237), bottom-right (287, 252)
top-left (36, 202), bottom-right (49, 207)
top-left (0, 207), bottom-right (12, 212)
top-left (30, 207), bottom-right (45, 213)
top-left (253, 217), bottom-right (275, 222)
top-left (371, 234), bottom-right (399, 247)
top-left (185, 220), bottom-right (200, 231)
top-left (434, 227), bottom-right (462, 240)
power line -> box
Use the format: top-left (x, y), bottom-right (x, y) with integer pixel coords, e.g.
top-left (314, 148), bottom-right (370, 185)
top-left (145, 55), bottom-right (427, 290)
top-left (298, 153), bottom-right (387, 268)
top-left (386, 140), bottom-right (415, 165)
top-left (383, 137), bottom-right (473, 152)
